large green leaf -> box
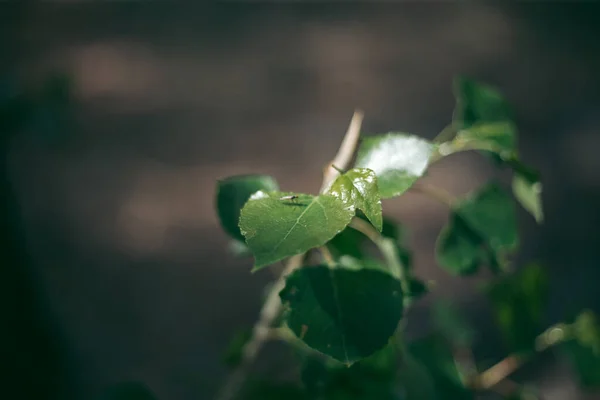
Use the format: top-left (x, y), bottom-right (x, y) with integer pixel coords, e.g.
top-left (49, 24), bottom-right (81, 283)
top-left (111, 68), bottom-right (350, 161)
top-left (326, 168), bottom-right (383, 231)
top-left (401, 335), bottom-right (473, 400)
top-left (216, 175), bottom-right (279, 241)
top-left (279, 264), bottom-right (404, 365)
top-left (455, 182), bottom-right (518, 253)
top-left (96, 382), bottom-right (157, 400)
top-left (355, 133), bottom-right (434, 199)
top-left (561, 311), bottom-right (600, 388)
top-left (485, 264), bottom-right (549, 353)
top-left (239, 192), bottom-right (354, 270)
top-left (512, 173), bottom-right (544, 224)
top-left (453, 76), bottom-right (513, 129)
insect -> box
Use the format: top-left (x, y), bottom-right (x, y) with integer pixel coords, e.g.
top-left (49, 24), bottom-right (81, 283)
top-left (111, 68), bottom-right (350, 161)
top-left (279, 195), bottom-right (299, 203)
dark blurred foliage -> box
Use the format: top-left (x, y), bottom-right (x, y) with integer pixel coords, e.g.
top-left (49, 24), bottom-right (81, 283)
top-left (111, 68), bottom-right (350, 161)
top-left (1, 2), bottom-right (600, 400)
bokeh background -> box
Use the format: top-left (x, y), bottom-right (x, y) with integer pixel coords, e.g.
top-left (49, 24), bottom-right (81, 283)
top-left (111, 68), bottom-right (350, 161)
top-left (2, 2), bottom-right (600, 400)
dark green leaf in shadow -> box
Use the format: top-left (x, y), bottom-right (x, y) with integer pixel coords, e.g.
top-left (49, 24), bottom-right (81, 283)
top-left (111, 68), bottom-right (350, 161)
top-left (436, 213), bottom-right (486, 276)
top-left (280, 264), bottom-right (404, 365)
top-left (96, 382), bottom-right (157, 400)
top-left (453, 76), bottom-right (514, 129)
top-left (242, 379), bottom-right (308, 400)
top-left (301, 341), bottom-right (400, 400)
top-left (400, 335), bottom-right (473, 400)
top-left (239, 192), bottom-right (354, 270)
top-left (432, 300), bottom-right (476, 348)
top-left (326, 168), bottom-right (383, 231)
top-left (456, 182), bottom-right (518, 253)
top-left (561, 310), bottom-right (600, 388)
top-left (222, 328), bottom-right (252, 368)
top-left (485, 264), bottom-right (549, 353)
top-left (355, 133), bottom-right (434, 199)
top-left (216, 175), bottom-right (279, 241)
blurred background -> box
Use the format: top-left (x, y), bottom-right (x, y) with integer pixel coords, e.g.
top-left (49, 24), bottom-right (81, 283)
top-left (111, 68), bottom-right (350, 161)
top-left (2, 2), bottom-right (600, 400)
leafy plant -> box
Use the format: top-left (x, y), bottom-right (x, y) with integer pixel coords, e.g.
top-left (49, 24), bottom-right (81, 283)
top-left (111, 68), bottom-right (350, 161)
top-left (208, 77), bottom-right (600, 400)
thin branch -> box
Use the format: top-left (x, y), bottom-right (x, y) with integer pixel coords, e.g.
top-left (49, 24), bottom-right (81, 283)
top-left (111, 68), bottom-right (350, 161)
top-left (320, 109), bottom-right (364, 192)
top-left (214, 254), bottom-right (303, 400)
top-left (215, 108), bottom-right (365, 400)
top-left (410, 181), bottom-right (456, 207)
top-left (319, 246), bottom-right (336, 267)
top-left (477, 354), bottom-right (524, 390)
top-left (432, 123), bottom-right (456, 143)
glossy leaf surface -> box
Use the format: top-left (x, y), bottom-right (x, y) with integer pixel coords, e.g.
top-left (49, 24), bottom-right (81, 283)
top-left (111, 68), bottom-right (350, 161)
top-left (326, 168), bottom-right (383, 231)
top-left (216, 175), bottom-right (279, 241)
top-left (239, 192), bottom-right (354, 270)
top-left (280, 264), bottom-right (404, 365)
top-left (355, 133), bottom-right (434, 198)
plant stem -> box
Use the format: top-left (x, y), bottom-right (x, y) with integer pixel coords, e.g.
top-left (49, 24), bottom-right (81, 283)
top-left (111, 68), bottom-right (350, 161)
top-left (320, 110), bottom-right (364, 192)
top-left (410, 181), bottom-right (456, 207)
top-left (474, 323), bottom-right (571, 390)
top-left (348, 217), bottom-right (410, 296)
top-left (319, 246), bottom-right (336, 267)
top-left (432, 123), bottom-right (456, 143)
top-left (214, 254), bottom-right (303, 400)
top-left (215, 109), bottom-right (364, 400)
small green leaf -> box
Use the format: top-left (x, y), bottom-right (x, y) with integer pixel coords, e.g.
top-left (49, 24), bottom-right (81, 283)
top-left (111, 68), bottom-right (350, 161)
top-left (453, 76), bottom-right (513, 129)
top-left (512, 173), bottom-right (544, 223)
top-left (280, 264), bottom-right (404, 365)
top-left (561, 310), bottom-right (600, 388)
top-left (453, 121), bottom-right (518, 159)
top-left (326, 168), bottom-right (383, 231)
top-left (239, 192), bottom-right (354, 270)
top-left (485, 264), bottom-right (549, 353)
top-left (222, 328), bottom-right (252, 367)
top-left (96, 382), bottom-right (157, 400)
top-left (402, 335), bottom-right (473, 400)
top-left (436, 213), bottom-right (485, 276)
top-left (216, 175), bottom-right (279, 241)
top-left (355, 133), bottom-right (434, 198)
top-left (432, 300), bottom-right (476, 348)
top-left (456, 182), bottom-right (518, 253)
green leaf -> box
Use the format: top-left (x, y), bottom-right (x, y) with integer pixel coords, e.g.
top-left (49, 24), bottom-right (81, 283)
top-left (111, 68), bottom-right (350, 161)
top-left (436, 213), bottom-right (486, 276)
top-left (453, 121), bottom-right (518, 159)
top-left (326, 168), bottom-right (383, 231)
top-left (329, 227), bottom-right (367, 259)
top-left (216, 175), bottom-right (279, 241)
top-left (222, 328), bottom-right (252, 367)
top-left (453, 76), bottom-right (513, 129)
top-left (432, 300), bottom-right (476, 348)
top-left (401, 335), bottom-right (473, 400)
top-left (242, 380), bottom-right (308, 400)
top-left (96, 382), bottom-right (157, 400)
top-left (561, 310), bottom-right (600, 388)
top-left (301, 342), bottom-right (401, 400)
top-left (456, 182), bottom-right (518, 254)
top-left (355, 133), bottom-right (434, 199)
top-left (512, 173), bottom-right (544, 223)
top-left (279, 264), bottom-right (404, 365)
top-left (485, 264), bottom-right (549, 353)
top-left (239, 192), bottom-right (354, 271)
